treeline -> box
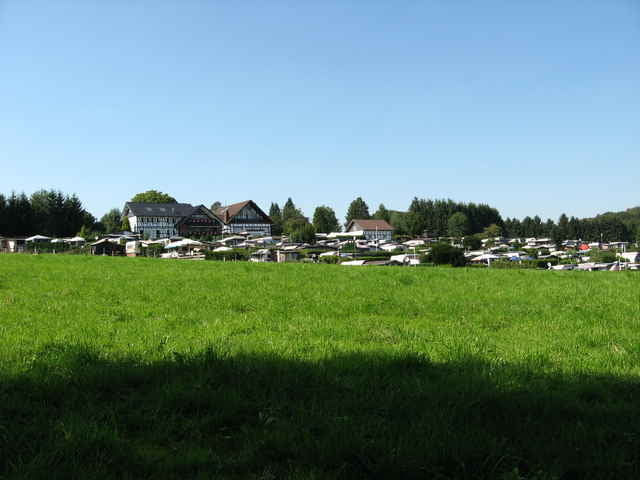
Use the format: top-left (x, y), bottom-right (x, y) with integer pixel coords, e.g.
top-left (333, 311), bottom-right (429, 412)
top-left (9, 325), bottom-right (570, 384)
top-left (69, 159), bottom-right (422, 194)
top-left (2, 187), bottom-right (638, 243)
top-left (504, 211), bottom-right (638, 242)
top-left (392, 198), bottom-right (503, 237)
top-left (0, 190), bottom-right (95, 237)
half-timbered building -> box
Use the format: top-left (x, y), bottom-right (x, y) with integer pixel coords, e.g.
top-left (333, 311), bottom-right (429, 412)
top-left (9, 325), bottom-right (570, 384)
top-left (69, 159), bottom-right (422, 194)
top-left (176, 205), bottom-right (224, 237)
top-left (123, 203), bottom-right (223, 240)
top-left (215, 200), bottom-right (272, 236)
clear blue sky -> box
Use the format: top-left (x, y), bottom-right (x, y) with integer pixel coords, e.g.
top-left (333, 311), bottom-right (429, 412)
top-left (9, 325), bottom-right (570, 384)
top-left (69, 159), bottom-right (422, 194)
top-left (1, 1), bottom-right (638, 222)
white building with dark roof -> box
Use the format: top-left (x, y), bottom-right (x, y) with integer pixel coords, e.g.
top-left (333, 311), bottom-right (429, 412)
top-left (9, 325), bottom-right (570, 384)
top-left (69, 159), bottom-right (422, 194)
top-left (122, 202), bottom-right (223, 239)
top-left (345, 219), bottom-right (394, 242)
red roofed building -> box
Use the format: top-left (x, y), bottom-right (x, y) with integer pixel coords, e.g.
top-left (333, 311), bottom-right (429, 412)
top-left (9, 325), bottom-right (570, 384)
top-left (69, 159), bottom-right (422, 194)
top-left (214, 200), bottom-right (272, 236)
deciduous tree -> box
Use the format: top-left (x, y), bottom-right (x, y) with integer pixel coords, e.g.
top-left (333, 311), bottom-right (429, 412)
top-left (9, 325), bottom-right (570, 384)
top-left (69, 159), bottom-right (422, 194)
top-left (131, 190), bottom-right (177, 203)
top-left (312, 206), bottom-right (340, 233)
top-left (447, 212), bottom-right (470, 238)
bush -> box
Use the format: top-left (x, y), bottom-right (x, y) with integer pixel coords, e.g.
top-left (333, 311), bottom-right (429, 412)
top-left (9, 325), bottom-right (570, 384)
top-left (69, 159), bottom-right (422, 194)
top-left (25, 242), bottom-right (73, 253)
top-left (340, 241), bottom-right (358, 253)
top-left (489, 259), bottom-right (558, 269)
top-left (205, 249), bottom-right (250, 261)
top-left (319, 255), bottom-right (339, 264)
top-left (424, 243), bottom-right (466, 267)
top-left (589, 248), bottom-right (617, 263)
top-left (462, 236), bottom-right (482, 251)
top-left (140, 244), bottom-right (165, 257)
top-left (288, 224), bottom-right (316, 244)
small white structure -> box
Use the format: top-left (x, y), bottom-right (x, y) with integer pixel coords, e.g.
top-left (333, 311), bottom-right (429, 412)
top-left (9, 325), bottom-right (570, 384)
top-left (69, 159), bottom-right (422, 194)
top-left (403, 239), bottom-right (425, 247)
top-left (126, 241), bottom-right (142, 257)
top-left (341, 260), bottom-right (367, 266)
top-left (470, 253), bottom-right (501, 266)
top-left (389, 254), bottom-right (420, 266)
top-left (250, 249), bottom-right (272, 262)
top-left (620, 252), bottom-right (640, 263)
top-left (276, 249), bottom-right (300, 263)
top-left (26, 235), bottom-right (51, 242)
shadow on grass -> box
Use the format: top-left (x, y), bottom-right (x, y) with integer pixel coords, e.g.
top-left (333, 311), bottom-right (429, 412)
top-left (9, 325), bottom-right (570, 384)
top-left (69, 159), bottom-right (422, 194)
top-left (1, 345), bottom-right (639, 479)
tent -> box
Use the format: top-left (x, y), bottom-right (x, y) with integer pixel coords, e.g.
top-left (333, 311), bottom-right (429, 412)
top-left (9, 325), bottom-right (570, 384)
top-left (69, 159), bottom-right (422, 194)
top-left (471, 253), bottom-right (501, 262)
top-left (328, 231), bottom-right (364, 239)
top-left (166, 239), bottom-right (204, 249)
top-left (26, 235), bottom-right (51, 242)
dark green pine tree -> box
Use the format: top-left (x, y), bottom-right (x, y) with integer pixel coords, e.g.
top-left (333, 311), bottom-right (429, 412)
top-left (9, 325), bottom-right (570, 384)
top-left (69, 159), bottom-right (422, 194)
top-left (269, 202), bottom-right (283, 236)
top-left (345, 197), bottom-right (370, 226)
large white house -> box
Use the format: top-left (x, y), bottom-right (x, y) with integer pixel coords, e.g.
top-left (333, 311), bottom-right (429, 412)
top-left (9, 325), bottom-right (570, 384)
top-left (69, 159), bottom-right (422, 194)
top-left (122, 203), bottom-right (223, 239)
top-left (345, 219), bottom-right (393, 242)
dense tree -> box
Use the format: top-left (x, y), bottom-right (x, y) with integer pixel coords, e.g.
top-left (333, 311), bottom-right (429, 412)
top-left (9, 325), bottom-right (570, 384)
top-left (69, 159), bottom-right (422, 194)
top-left (388, 211), bottom-right (408, 235)
top-left (483, 223), bottom-right (502, 238)
top-left (551, 225), bottom-right (563, 248)
top-left (447, 212), bottom-right (470, 238)
top-left (0, 193), bottom-right (6, 235)
top-left (405, 197), bottom-right (503, 237)
top-left (131, 190), bottom-right (177, 203)
top-left (558, 214), bottom-right (569, 239)
top-left (462, 235), bottom-right (482, 251)
top-left (283, 216), bottom-right (309, 235)
top-left (424, 243), bottom-right (466, 267)
top-left (28, 190), bottom-right (87, 237)
top-left (210, 201), bottom-right (222, 211)
top-left (100, 209), bottom-right (122, 234)
top-left (373, 204), bottom-right (391, 223)
top-left (0, 189), bottom-right (93, 237)
top-left (268, 202), bottom-right (283, 236)
top-left (345, 197), bottom-right (370, 226)
top-left (269, 203), bottom-right (282, 222)
top-left (289, 223), bottom-right (316, 243)
top-left (312, 206), bottom-right (340, 233)
top-left (5, 193), bottom-right (34, 236)
top-left (282, 198), bottom-right (304, 224)
top-left (121, 216), bottom-right (131, 232)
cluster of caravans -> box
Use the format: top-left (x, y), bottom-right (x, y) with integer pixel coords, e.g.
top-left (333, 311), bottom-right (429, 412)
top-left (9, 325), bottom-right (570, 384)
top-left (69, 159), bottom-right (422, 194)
top-left (0, 235), bottom-right (86, 253)
top-left (2, 203), bottom-right (638, 271)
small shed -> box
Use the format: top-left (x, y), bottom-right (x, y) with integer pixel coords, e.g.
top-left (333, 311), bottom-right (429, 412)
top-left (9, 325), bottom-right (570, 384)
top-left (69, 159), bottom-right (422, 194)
top-left (250, 249), bottom-right (272, 262)
top-left (90, 238), bottom-right (124, 256)
top-left (276, 250), bottom-right (300, 263)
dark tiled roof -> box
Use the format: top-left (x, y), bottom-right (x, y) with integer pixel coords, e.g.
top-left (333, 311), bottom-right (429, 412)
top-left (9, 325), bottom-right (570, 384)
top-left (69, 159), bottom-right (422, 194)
top-left (175, 205), bottom-right (223, 227)
top-left (124, 202), bottom-right (194, 217)
top-left (346, 219), bottom-right (393, 231)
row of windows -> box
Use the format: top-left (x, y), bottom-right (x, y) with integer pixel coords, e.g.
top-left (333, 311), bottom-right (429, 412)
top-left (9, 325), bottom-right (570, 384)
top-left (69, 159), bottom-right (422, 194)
top-left (137, 217), bottom-right (175, 224)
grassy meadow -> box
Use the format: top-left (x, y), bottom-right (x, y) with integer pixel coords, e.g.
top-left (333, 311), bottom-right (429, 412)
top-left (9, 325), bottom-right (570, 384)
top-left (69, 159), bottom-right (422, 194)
top-left (1, 254), bottom-right (639, 479)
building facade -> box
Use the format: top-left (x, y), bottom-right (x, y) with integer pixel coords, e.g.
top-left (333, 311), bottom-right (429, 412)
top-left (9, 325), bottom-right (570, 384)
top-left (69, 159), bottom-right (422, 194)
top-left (176, 205), bottom-right (224, 237)
top-left (215, 200), bottom-right (272, 236)
top-left (123, 203), bottom-right (223, 240)
top-left (345, 219), bottom-right (394, 242)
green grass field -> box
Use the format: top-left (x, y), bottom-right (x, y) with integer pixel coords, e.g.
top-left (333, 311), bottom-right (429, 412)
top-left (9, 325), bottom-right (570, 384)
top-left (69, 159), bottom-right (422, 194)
top-left (1, 255), bottom-right (639, 479)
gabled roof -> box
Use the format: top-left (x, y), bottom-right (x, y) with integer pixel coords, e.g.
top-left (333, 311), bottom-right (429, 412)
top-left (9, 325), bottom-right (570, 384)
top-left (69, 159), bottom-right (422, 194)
top-left (214, 200), bottom-right (272, 224)
top-left (123, 202), bottom-right (194, 217)
top-left (175, 205), bottom-right (223, 227)
top-left (346, 219), bottom-right (393, 231)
